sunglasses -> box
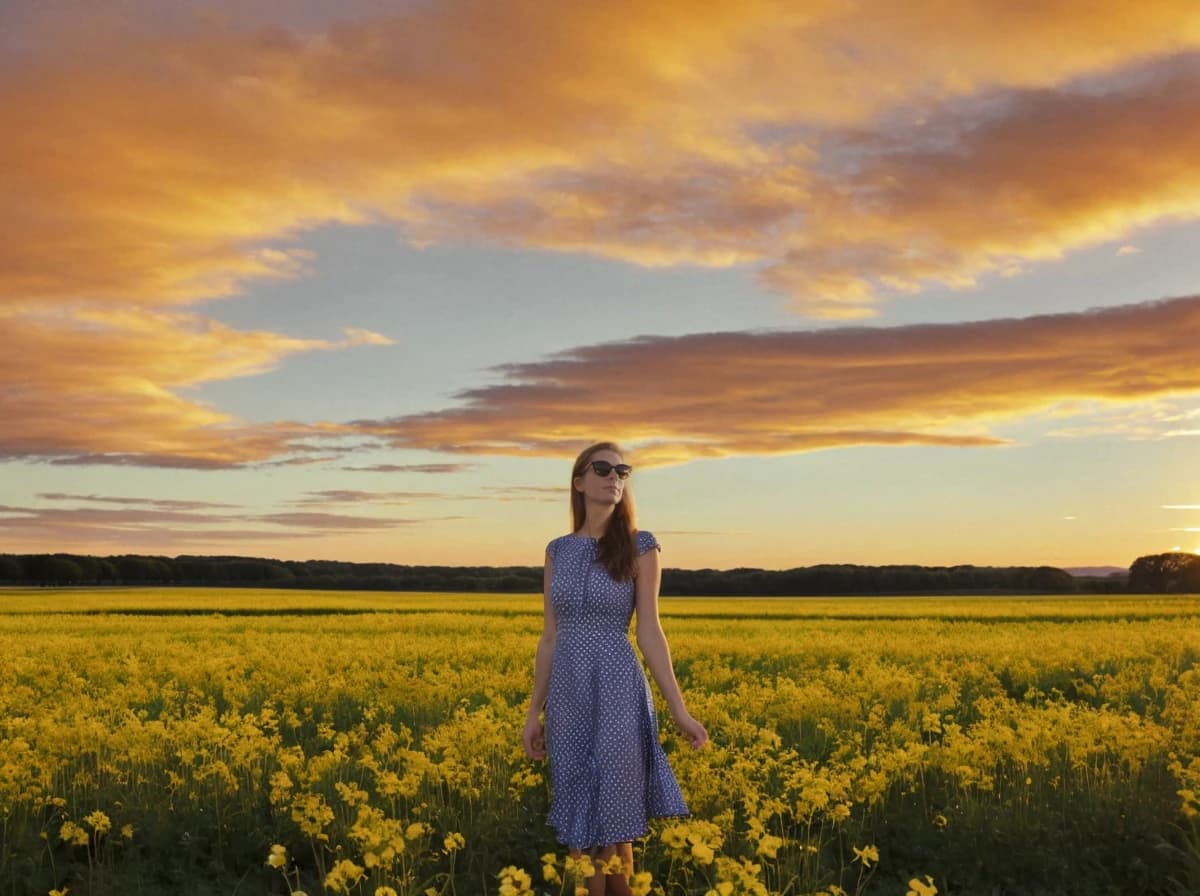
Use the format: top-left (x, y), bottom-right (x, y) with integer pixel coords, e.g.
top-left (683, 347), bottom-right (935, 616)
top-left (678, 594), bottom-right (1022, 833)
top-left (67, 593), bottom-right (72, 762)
top-left (588, 460), bottom-right (633, 480)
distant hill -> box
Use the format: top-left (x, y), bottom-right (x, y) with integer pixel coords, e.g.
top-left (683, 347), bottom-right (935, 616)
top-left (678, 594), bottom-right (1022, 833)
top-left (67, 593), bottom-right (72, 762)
top-left (1064, 566), bottom-right (1126, 578)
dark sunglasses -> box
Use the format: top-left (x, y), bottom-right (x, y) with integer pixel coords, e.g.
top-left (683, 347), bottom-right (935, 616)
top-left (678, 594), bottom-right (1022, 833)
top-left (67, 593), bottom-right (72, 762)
top-left (589, 460), bottom-right (633, 480)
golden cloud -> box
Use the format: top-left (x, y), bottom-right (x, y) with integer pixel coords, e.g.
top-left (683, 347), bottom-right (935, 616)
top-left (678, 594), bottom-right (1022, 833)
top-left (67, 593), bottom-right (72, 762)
top-left (7, 2), bottom-right (1200, 468)
top-left (355, 295), bottom-right (1200, 466)
top-left (5, 2), bottom-right (1200, 310)
top-left (0, 306), bottom-right (388, 466)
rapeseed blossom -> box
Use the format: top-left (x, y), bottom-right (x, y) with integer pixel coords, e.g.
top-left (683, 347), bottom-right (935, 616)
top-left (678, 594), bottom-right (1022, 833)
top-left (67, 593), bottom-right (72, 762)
top-left (496, 864), bottom-right (533, 896)
top-left (83, 811), bottom-right (111, 836)
top-left (58, 822), bottom-right (88, 847)
top-left (323, 859), bottom-right (366, 894)
top-left (1, 591), bottom-right (1197, 895)
top-left (851, 844), bottom-right (879, 867)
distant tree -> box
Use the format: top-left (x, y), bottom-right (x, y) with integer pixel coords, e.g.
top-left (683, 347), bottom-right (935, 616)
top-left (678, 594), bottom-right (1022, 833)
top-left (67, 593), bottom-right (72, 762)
top-left (1129, 552), bottom-right (1200, 593)
top-left (1026, 566), bottom-right (1077, 593)
top-left (0, 555), bottom-right (20, 582)
top-left (21, 555), bottom-right (83, 586)
top-left (115, 555), bottom-right (172, 584)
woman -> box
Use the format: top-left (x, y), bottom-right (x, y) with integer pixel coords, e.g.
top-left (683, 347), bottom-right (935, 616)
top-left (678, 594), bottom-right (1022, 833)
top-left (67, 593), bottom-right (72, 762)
top-left (523, 441), bottom-right (708, 896)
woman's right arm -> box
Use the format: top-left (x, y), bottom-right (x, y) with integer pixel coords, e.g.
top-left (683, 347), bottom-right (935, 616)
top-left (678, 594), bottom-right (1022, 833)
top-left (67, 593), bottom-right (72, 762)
top-left (522, 546), bottom-right (556, 759)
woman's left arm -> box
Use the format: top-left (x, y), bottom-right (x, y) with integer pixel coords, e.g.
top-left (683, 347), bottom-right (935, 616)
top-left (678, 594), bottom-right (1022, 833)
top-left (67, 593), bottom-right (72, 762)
top-left (635, 545), bottom-right (708, 749)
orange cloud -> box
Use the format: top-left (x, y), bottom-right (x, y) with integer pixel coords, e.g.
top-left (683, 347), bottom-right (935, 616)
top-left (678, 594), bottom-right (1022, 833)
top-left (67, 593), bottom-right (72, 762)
top-left (760, 55), bottom-right (1200, 315)
top-left (288, 490), bottom-right (447, 505)
top-left (5, 2), bottom-right (1200, 310)
top-left (342, 463), bottom-right (477, 473)
top-left (7, 2), bottom-right (1200, 468)
top-left (0, 306), bottom-right (389, 466)
top-left (355, 295), bottom-right (1200, 466)
top-left (0, 501), bottom-right (459, 549)
top-left (38, 493), bottom-right (241, 510)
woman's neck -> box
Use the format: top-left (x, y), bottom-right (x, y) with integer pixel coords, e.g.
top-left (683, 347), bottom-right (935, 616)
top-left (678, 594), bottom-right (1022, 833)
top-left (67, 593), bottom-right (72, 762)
top-left (579, 505), bottom-right (614, 538)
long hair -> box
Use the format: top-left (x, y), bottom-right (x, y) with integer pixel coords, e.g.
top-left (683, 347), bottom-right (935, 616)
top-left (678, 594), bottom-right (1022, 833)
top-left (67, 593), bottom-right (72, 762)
top-left (570, 441), bottom-right (639, 582)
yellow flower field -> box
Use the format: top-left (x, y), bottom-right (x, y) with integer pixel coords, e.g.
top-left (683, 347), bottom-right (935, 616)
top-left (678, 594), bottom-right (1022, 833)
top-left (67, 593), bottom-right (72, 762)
top-left (0, 588), bottom-right (1197, 895)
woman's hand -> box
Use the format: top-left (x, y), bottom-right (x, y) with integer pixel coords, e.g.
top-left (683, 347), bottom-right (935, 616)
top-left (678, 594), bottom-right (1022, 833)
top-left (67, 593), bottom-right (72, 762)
top-left (522, 715), bottom-right (546, 760)
top-left (672, 711), bottom-right (709, 749)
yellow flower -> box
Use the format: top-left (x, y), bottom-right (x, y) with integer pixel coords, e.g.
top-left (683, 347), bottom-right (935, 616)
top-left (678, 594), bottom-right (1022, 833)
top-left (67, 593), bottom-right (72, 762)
top-left (756, 834), bottom-right (783, 859)
top-left (290, 793), bottom-right (334, 840)
top-left (600, 853), bottom-right (625, 875)
top-left (496, 865), bottom-right (533, 896)
top-left (266, 844), bottom-right (288, 869)
top-left (565, 854), bottom-right (596, 879)
top-left (661, 824), bottom-right (688, 849)
top-left (704, 883), bottom-right (733, 896)
top-left (324, 859), bottom-right (366, 895)
top-left (83, 811), bottom-right (112, 836)
top-left (630, 871), bottom-right (653, 896)
top-left (375, 888), bottom-right (399, 896)
top-left (543, 862), bottom-right (560, 883)
top-left (58, 822), bottom-right (89, 847)
top-left (405, 821), bottom-right (429, 841)
top-left (444, 832), bottom-right (465, 852)
top-left (690, 841), bottom-right (715, 864)
top-left (49, 890), bottom-right (70, 896)
top-left (906, 875), bottom-right (938, 896)
top-left (852, 844), bottom-right (879, 868)
top-left (932, 813), bottom-right (948, 829)
top-left (121, 824), bottom-right (134, 839)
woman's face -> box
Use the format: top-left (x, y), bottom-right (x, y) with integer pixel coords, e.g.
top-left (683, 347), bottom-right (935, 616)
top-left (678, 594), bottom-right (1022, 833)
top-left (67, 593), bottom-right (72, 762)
top-left (574, 448), bottom-right (626, 507)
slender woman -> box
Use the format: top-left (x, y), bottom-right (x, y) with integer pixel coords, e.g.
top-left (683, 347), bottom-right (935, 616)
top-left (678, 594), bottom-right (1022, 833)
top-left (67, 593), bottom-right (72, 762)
top-left (523, 441), bottom-right (708, 895)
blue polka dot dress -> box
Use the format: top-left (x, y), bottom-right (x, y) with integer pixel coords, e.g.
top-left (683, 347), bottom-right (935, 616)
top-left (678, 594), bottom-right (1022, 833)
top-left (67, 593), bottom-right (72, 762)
top-left (543, 529), bottom-right (689, 850)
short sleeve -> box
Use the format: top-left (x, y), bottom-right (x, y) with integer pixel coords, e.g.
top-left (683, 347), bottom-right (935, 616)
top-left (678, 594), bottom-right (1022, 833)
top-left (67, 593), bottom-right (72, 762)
top-left (546, 537), bottom-right (559, 564)
top-left (635, 530), bottom-right (660, 556)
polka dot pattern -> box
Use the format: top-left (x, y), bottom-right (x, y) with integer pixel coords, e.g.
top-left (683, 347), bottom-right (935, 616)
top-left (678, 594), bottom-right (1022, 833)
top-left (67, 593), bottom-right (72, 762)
top-left (543, 529), bottom-right (689, 850)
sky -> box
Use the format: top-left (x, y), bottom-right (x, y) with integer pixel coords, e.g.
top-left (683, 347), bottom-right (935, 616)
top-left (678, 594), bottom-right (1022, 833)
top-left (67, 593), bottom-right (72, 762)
top-left (3, 0), bottom-right (1200, 571)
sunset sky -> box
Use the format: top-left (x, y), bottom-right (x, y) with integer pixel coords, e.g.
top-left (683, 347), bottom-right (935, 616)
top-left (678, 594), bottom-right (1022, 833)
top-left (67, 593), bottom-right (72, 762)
top-left (4, 0), bottom-right (1200, 571)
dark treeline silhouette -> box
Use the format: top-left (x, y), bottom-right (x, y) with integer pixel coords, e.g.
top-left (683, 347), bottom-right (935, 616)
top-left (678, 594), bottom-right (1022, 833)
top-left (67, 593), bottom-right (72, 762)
top-left (1, 551), bottom-right (1176, 595)
top-left (1128, 551), bottom-right (1200, 593)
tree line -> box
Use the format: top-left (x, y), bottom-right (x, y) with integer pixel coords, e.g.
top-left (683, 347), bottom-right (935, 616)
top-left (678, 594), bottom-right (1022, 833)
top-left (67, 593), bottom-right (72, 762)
top-left (3, 551), bottom-right (1192, 594)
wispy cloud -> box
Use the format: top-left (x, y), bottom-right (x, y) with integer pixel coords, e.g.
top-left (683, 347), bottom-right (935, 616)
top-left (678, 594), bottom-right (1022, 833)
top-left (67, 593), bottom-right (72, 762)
top-left (38, 493), bottom-right (242, 510)
top-left (0, 500), bottom-right (463, 550)
top-left (656, 529), bottom-right (749, 537)
top-left (354, 295), bottom-right (1200, 465)
top-left (254, 512), bottom-right (456, 530)
top-left (287, 490), bottom-right (447, 505)
top-left (0, 306), bottom-right (386, 467)
top-left (1044, 398), bottom-right (1200, 440)
top-left (342, 463), bottom-right (477, 474)
top-left (479, 486), bottom-right (563, 503)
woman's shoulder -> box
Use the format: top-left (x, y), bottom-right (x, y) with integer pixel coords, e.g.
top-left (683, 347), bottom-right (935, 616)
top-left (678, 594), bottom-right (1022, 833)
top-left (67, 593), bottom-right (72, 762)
top-left (545, 533), bottom-right (583, 555)
top-left (634, 529), bottom-right (661, 555)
